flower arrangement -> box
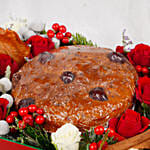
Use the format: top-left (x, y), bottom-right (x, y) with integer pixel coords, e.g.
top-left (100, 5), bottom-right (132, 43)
top-left (0, 19), bottom-right (149, 150)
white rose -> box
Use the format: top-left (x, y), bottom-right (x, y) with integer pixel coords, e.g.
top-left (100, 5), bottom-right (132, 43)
top-left (51, 123), bottom-right (81, 150)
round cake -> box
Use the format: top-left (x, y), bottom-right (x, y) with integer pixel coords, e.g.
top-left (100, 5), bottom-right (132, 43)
top-left (11, 45), bottom-right (137, 132)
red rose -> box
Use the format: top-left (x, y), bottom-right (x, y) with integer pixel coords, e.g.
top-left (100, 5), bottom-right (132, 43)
top-left (136, 76), bottom-right (150, 105)
top-left (26, 35), bottom-right (55, 57)
top-left (109, 109), bottom-right (149, 138)
top-left (116, 46), bottom-right (124, 54)
top-left (0, 98), bottom-right (9, 120)
top-left (0, 54), bottom-right (19, 78)
top-left (128, 44), bottom-right (150, 67)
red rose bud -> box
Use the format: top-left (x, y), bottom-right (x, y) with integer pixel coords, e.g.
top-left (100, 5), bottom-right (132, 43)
top-left (136, 76), bottom-right (150, 105)
top-left (0, 54), bottom-right (19, 78)
top-left (0, 98), bottom-right (9, 120)
top-left (109, 109), bottom-right (149, 138)
top-left (128, 44), bottom-right (150, 67)
top-left (116, 46), bottom-right (124, 54)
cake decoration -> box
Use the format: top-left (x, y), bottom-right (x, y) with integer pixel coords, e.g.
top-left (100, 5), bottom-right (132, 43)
top-left (107, 52), bottom-right (126, 64)
top-left (89, 87), bottom-right (108, 101)
top-left (38, 52), bottom-right (55, 64)
top-left (60, 71), bottom-right (75, 84)
top-left (18, 98), bottom-right (35, 109)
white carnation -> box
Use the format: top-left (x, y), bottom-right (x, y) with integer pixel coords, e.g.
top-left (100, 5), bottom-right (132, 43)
top-left (51, 123), bottom-right (81, 150)
top-left (0, 77), bottom-right (12, 92)
top-left (0, 120), bottom-right (9, 136)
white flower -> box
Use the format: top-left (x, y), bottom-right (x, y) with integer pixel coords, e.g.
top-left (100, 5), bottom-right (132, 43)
top-left (0, 77), bottom-right (12, 92)
top-left (0, 120), bottom-right (9, 136)
top-left (1, 18), bottom-right (29, 40)
top-left (1, 18), bottom-right (27, 33)
top-left (2, 20), bottom-right (27, 32)
top-left (51, 123), bottom-right (81, 150)
top-left (0, 94), bottom-right (13, 108)
top-left (22, 30), bottom-right (36, 41)
top-left (28, 21), bottom-right (45, 32)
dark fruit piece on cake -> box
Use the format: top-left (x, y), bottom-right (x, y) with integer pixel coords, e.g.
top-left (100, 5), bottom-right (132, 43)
top-left (89, 87), bottom-right (108, 101)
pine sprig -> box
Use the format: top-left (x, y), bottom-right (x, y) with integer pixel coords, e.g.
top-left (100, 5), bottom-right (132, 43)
top-left (21, 124), bottom-right (55, 150)
top-left (6, 118), bottom-right (55, 150)
top-left (72, 33), bottom-right (97, 47)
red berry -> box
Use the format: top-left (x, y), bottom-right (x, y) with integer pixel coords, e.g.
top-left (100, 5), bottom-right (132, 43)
top-left (36, 108), bottom-right (44, 115)
top-left (106, 128), bottom-right (115, 137)
top-left (19, 108), bottom-right (28, 117)
top-left (97, 140), bottom-right (108, 149)
top-left (47, 30), bottom-right (55, 38)
top-left (56, 32), bottom-right (64, 40)
top-left (52, 23), bottom-right (59, 31)
top-left (65, 32), bottom-right (72, 38)
top-left (23, 114), bottom-right (33, 126)
top-left (59, 25), bottom-right (66, 33)
top-left (136, 65), bottom-right (142, 72)
top-left (142, 67), bottom-right (149, 74)
top-left (6, 115), bottom-right (14, 124)
top-left (28, 104), bottom-right (37, 113)
top-left (89, 142), bottom-right (98, 150)
top-left (62, 37), bottom-right (69, 44)
top-left (10, 111), bottom-right (18, 117)
top-left (35, 115), bottom-right (45, 125)
top-left (18, 120), bottom-right (26, 129)
top-left (94, 126), bottom-right (104, 135)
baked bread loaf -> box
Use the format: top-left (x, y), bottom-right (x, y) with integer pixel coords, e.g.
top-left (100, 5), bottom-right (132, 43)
top-left (12, 45), bottom-right (137, 132)
top-left (0, 28), bottom-right (30, 66)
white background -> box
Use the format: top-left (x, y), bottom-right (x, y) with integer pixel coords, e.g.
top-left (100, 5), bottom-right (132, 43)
top-left (0, 0), bottom-right (150, 49)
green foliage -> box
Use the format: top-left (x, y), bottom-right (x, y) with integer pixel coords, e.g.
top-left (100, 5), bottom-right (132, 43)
top-left (79, 128), bottom-right (117, 150)
top-left (72, 33), bottom-right (97, 47)
top-left (21, 124), bottom-right (55, 150)
top-left (141, 103), bottom-right (150, 119)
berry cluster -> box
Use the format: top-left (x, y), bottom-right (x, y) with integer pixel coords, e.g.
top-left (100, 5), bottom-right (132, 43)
top-left (135, 65), bottom-right (149, 75)
top-left (82, 126), bottom-right (124, 150)
top-left (47, 23), bottom-right (72, 44)
top-left (6, 104), bottom-right (45, 129)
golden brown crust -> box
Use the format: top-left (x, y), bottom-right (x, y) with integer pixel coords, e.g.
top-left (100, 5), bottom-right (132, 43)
top-left (12, 45), bottom-right (138, 132)
top-left (0, 28), bottom-right (30, 66)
